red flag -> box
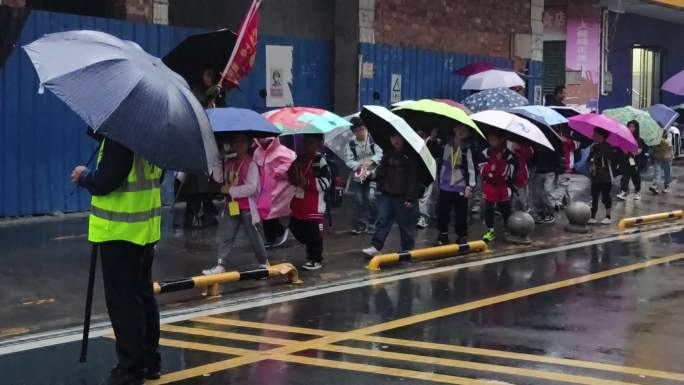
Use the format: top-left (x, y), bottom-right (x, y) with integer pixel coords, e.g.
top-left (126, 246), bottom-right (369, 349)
top-left (221, 0), bottom-right (260, 89)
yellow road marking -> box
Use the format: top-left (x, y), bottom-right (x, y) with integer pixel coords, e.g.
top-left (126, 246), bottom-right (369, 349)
top-left (360, 336), bottom-right (684, 382)
top-left (152, 253), bottom-right (684, 384)
top-left (193, 317), bottom-right (684, 382)
top-left (193, 316), bottom-right (331, 336)
top-left (322, 344), bottom-right (640, 385)
top-left (158, 338), bottom-right (251, 356)
top-left (160, 324), bottom-right (290, 346)
top-left (162, 320), bottom-right (643, 385)
top-left (154, 337), bottom-right (509, 385)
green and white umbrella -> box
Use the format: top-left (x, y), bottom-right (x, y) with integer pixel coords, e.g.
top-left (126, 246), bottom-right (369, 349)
top-left (602, 106), bottom-right (662, 146)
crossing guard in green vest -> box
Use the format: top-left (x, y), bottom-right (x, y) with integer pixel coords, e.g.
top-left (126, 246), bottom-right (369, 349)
top-left (71, 138), bottom-right (162, 385)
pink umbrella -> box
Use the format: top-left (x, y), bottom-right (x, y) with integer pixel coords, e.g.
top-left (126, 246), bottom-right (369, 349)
top-left (568, 113), bottom-right (638, 154)
top-left (662, 69), bottom-right (684, 95)
top-left (455, 62), bottom-right (494, 76)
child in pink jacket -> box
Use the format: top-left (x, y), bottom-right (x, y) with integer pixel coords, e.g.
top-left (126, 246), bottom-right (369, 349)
top-left (253, 137), bottom-right (297, 248)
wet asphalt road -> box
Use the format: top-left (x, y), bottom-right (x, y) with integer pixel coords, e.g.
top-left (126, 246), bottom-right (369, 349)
top-left (3, 227), bottom-right (684, 384)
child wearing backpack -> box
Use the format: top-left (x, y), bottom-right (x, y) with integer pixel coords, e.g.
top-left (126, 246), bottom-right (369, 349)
top-left (345, 117), bottom-right (383, 234)
top-left (202, 134), bottom-right (269, 275)
top-left (288, 134), bottom-right (331, 271)
top-left (481, 133), bottom-right (517, 242)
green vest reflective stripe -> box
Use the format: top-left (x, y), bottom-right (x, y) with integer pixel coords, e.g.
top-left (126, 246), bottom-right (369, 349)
top-left (88, 142), bottom-right (162, 246)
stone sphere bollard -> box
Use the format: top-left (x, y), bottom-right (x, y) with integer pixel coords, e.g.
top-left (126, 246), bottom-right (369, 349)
top-left (565, 201), bottom-right (591, 233)
top-left (507, 211), bottom-right (535, 245)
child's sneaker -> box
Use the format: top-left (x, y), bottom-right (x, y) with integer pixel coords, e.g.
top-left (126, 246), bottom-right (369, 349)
top-left (202, 264), bottom-right (226, 275)
top-left (634, 192), bottom-right (641, 200)
top-left (616, 191), bottom-right (628, 201)
top-left (662, 187), bottom-right (671, 194)
top-left (301, 261), bottom-right (322, 271)
top-left (650, 186), bottom-right (659, 195)
top-left (600, 217), bottom-right (613, 225)
top-left (436, 233), bottom-right (450, 246)
top-left (417, 216), bottom-right (429, 229)
top-left (456, 237), bottom-right (468, 245)
top-left (362, 246), bottom-right (379, 257)
top-left (351, 224), bottom-right (367, 235)
top-left (482, 228), bottom-right (496, 242)
top-left (587, 217), bottom-right (598, 225)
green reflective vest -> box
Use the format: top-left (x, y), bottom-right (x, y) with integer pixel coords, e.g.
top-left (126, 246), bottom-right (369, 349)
top-left (88, 142), bottom-right (162, 246)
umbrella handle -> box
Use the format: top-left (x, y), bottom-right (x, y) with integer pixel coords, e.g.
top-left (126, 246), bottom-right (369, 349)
top-left (79, 243), bottom-right (98, 363)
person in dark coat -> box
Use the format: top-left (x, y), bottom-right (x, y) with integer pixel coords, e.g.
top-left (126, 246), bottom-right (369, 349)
top-left (617, 120), bottom-right (646, 201)
top-left (363, 132), bottom-right (424, 256)
top-left (587, 128), bottom-right (615, 225)
top-left (544, 85), bottom-right (566, 107)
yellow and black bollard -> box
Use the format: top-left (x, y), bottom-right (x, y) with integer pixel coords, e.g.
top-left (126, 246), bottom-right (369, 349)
top-left (153, 263), bottom-right (302, 297)
top-left (367, 241), bottom-right (489, 271)
top-left (617, 210), bottom-right (684, 230)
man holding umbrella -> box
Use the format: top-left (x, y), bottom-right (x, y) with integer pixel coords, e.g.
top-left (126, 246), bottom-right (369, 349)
top-left (71, 139), bottom-right (162, 384)
top-left (25, 30), bottom-right (219, 385)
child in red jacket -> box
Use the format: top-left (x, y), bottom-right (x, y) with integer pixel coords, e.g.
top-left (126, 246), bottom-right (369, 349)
top-left (481, 133), bottom-right (517, 242)
top-left (288, 134), bottom-right (331, 271)
top-left (510, 141), bottom-right (533, 212)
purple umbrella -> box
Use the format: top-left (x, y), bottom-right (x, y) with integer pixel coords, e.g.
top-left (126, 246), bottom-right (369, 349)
top-left (455, 62), bottom-right (495, 76)
top-left (646, 104), bottom-right (679, 129)
top-left (662, 70), bottom-right (684, 95)
top-left (568, 114), bottom-right (638, 154)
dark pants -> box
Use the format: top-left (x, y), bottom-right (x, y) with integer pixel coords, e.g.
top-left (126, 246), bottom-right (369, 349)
top-left (289, 218), bottom-right (323, 262)
top-left (184, 194), bottom-right (218, 227)
top-left (371, 194), bottom-right (419, 251)
top-left (99, 241), bottom-right (160, 374)
top-left (620, 164), bottom-right (641, 193)
top-left (262, 218), bottom-right (286, 244)
top-left (437, 190), bottom-right (469, 238)
top-left (591, 181), bottom-right (612, 217)
top-left (484, 201), bottom-right (511, 229)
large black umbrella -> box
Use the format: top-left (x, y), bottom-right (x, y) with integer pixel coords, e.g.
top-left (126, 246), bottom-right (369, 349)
top-left (163, 29), bottom-right (237, 85)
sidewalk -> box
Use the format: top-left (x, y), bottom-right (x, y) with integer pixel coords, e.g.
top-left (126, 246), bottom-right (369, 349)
top-left (0, 167), bottom-right (682, 342)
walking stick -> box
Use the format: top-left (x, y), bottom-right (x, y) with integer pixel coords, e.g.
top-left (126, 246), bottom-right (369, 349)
top-left (79, 243), bottom-right (98, 363)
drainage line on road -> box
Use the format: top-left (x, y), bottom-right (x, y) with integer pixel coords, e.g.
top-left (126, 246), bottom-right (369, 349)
top-left (618, 210), bottom-right (684, 230)
top-left (153, 263), bottom-right (302, 297)
top-left (367, 241), bottom-right (489, 271)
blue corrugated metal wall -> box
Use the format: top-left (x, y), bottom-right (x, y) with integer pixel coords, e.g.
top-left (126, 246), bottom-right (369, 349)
top-left (527, 60), bottom-right (543, 103)
top-left (0, 10), bottom-right (333, 217)
top-left (359, 43), bottom-right (513, 106)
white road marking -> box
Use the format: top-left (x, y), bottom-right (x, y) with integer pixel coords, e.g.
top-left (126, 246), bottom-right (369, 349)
top-left (0, 225), bottom-right (682, 356)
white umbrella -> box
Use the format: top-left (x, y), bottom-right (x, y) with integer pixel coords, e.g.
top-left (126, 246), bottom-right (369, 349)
top-left (470, 110), bottom-right (554, 150)
top-left (323, 112), bottom-right (358, 163)
top-left (360, 105), bottom-right (437, 182)
top-left (462, 69), bottom-right (525, 90)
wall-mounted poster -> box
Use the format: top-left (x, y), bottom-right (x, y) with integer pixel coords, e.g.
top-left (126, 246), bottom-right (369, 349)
top-left (266, 45), bottom-right (294, 107)
top-left (565, 0), bottom-right (601, 110)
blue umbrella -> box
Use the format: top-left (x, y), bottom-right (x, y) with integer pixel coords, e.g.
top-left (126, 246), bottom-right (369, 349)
top-left (462, 87), bottom-right (529, 112)
top-left (647, 104), bottom-right (679, 129)
top-left (509, 105), bottom-right (568, 126)
top-left (23, 30), bottom-right (217, 173)
top-left (207, 108), bottom-right (280, 139)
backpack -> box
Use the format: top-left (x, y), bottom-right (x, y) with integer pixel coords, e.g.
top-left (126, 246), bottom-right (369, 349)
top-left (349, 137), bottom-right (376, 161)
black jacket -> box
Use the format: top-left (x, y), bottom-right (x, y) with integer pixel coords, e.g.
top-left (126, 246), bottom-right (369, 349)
top-left (78, 139), bottom-right (133, 196)
top-left (588, 142), bottom-right (615, 183)
top-left (376, 148), bottom-right (424, 203)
